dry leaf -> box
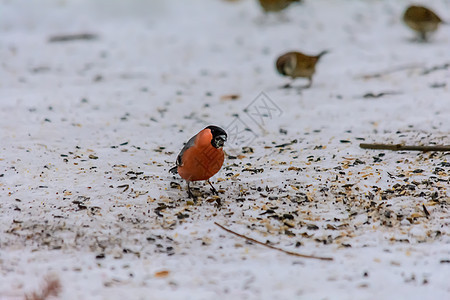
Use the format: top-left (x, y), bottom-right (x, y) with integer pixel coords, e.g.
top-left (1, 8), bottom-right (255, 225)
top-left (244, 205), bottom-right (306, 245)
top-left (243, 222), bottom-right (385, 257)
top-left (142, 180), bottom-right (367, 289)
top-left (154, 270), bottom-right (170, 278)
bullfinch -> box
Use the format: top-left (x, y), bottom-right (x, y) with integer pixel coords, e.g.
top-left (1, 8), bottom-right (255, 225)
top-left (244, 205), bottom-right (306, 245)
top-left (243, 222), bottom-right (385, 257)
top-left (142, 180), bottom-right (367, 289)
top-left (169, 125), bottom-right (227, 198)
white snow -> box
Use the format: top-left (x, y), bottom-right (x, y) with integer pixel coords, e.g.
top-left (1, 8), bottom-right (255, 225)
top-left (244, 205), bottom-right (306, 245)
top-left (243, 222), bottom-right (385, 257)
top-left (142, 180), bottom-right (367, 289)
top-left (1, 0), bottom-right (449, 299)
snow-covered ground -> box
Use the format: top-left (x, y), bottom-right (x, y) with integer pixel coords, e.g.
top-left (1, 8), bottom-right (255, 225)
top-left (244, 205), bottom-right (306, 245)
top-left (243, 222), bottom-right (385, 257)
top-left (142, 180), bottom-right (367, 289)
top-left (1, 0), bottom-right (449, 299)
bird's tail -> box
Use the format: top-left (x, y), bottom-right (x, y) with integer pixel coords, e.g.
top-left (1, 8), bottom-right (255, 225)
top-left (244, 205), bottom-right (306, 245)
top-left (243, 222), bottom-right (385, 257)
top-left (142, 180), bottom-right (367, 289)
top-left (169, 166), bottom-right (178, 174)
top-left (317, 50), bottom-right (329, 59)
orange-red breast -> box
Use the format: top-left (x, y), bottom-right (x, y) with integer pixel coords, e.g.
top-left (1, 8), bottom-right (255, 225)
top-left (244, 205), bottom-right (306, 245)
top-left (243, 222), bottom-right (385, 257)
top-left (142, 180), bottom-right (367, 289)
top-left (276, 50), bottom-right (328, 88)
top-left (258, 0), bottom-right (301, 13)
top-left (169, 125), bottom-right (227, 198)
top-left (403, 5), bottom-right (444, 41)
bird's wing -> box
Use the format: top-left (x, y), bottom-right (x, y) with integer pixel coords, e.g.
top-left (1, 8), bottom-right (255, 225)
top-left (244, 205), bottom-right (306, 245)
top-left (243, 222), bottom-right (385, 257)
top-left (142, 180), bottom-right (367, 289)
top-left (176, 134), bottom-right (197, 167)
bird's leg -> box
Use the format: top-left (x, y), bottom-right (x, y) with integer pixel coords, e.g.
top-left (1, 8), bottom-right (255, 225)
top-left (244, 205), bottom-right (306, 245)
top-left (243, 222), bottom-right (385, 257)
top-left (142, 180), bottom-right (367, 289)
top-left (187, 181), bottom-right (194, 199)
top-left (419, 31), bottom-right (428, 42)
top-left (296, 78), bottom-right (311, 92)
top-left (207, 180), bottom-right (218, 195)
top-left (255, 14), bottom-right (266, 26)
top-left (281, 79), bottom-right (295, 89)
top-left (276, 12), bottom-right (290, 23)
top-left (305, 77), bottom-right (313, 89)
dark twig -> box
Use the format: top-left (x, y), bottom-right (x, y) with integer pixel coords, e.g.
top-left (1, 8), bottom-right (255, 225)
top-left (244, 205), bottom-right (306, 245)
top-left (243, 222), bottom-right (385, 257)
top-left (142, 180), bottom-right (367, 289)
top-left (360, 143), bottom-right (450, 152)
top-left (421, 63), bottom-right (450, 75)
top-left (362, 91), bottom-right (401, 99)
top-left (214, 222), bottom-right (333, 261)
top-left (423, 204), bottom-right (430, 218)
top-left (49, 33), bottom-right (98, 43)
top-left (359, 62), bottom-right (450, 79)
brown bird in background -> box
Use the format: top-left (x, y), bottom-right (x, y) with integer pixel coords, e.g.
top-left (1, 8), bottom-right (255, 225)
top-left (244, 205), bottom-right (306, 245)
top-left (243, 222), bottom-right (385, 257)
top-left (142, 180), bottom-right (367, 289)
top-left (403, 5), bottom-right (444, 41)
top-left (258, 0), bottom-right (301, 13)
top-left (276, 51), bottom-right (328, 89)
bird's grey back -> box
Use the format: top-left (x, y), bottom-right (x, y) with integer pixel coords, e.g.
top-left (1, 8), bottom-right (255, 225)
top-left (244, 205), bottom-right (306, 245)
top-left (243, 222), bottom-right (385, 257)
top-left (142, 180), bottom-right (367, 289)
top-left (176, 134), bottom-right (197, 166)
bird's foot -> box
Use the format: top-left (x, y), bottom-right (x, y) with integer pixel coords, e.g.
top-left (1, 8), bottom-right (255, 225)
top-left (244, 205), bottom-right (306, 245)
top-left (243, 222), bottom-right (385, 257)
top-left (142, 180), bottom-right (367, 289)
top-left (210, 187), bottom-right (218, 195)
top-left (207, 180), bottom-right (219, 195)
top-left (187, 189), bottom-right (195, 199)
top-left (280, 83), bottom-right (292, 89)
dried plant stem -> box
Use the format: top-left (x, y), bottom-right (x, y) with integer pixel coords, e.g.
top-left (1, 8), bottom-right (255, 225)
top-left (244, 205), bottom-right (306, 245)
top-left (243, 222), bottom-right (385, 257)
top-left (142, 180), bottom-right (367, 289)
top-left (214, 222), bottom-right (333, 261)
top-left (49, 33), bottom-right (97, 43)
top-left (358, 64), bottom-right (422, 79)
top-left (360, 143), bottom-right (450, 152)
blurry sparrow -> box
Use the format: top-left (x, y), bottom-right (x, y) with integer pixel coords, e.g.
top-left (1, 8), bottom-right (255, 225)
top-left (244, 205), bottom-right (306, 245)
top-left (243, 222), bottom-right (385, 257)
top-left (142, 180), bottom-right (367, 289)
top-left (276, 50), bottom-right (328, 88)
top-left (403, 5), bottom-right (443, 41)
top-left (258, 0), bottom-right (301, 13)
